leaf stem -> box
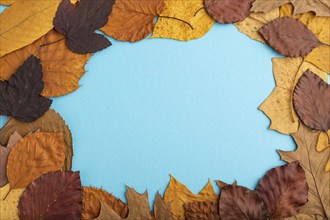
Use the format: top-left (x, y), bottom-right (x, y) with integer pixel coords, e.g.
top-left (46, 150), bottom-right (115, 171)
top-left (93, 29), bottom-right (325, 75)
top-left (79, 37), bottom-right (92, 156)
top-left (194, 6), bottom-right (205, 17)
top-left (2, 188), bottom-right (11, 201)
top-left (158, 16), bottom-right (193, 30)
top-left (39, 38), bottom-right (65, 48)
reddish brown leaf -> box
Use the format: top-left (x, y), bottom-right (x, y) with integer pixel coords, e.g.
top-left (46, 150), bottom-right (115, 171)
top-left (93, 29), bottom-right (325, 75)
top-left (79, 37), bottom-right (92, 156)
top-left (18, 171), bottom-right (82, 220)
top-left (256, 162), bottom-right (308, 218)
top-left (184, 201), bottom-right (220, 220)
top-left (259, 17), bottom-right (323, 57)
top-left (204, 0), bottom-right (254, 24)
top-left (293, 70), bottom-right (330, 133)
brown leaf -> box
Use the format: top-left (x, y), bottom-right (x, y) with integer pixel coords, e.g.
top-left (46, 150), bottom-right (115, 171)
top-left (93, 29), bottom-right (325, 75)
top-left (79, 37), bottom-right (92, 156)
top-left (101, 0), bottom-right (164, 42)
top-left (256, 162), bottom-right (309, 218)
top-left (219, 183), bottom-right (267, 220)
top-left (184, 201), bottom-right (219, 220)
top-left (6, 132), bottom-right (66, 190)
top-left (0, 131), bottom-right (22, 187)
top-left (0, 29), bottom-right (91, 97)
top-left (82, 187), bottom-right (128, 220)
top-left (278, 124), bottom-right (330, 218)
top-left (293, 70), bottom-right (330, 133)
top-left (0, 109), bottom-right (73, 171)
top-left (154, 192), bottom-right (173, 220)
top-left (204, 0), bottom-right (254, 24)
top-left (18, 171), bottom-right (82, 220)
top-left (259, 17), bottom-right (323, 57)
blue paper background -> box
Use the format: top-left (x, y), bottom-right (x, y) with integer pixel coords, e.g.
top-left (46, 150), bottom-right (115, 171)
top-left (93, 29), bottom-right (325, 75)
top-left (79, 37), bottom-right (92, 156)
top-left (0, 6), bottom-right (296, 203)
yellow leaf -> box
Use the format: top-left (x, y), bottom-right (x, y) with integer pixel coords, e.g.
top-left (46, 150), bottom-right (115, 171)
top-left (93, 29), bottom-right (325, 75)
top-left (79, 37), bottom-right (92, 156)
top-left (317, 130), bottom-right (330, 172)
top-left (151, 0), bottom-right (215, 41)
top-left (0, 0), bottom-right (15, 5)
top-left (0, 184), bottom-right (24, 220)
top-left (259, 57), bottom-right (328, 134)
top-left (306, 46), bottom-right (330, 74)
top-left (164, 176), bottom-right (217, 220)
top-left (0, 29), bottom-right (91, 97)
top-left (0, 0), bottom-right (61, 57)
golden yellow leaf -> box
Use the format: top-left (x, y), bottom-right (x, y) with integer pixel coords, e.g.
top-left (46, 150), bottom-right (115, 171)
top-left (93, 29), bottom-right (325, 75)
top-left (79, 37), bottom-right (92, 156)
top-left (0, 184), bottom-right (24, 220)
top-left (164, 176), bottom-right (217, 220)
top-left (317, 130), bottom-right (330, 172)
top-left (0, 29), bottom-right (91, 97)
top-left (259, 57), bottom-right (328, 134)
top-left (0, 0), bottom-right (62, 57)
top-left (151, 0), bottom-right (215, 41)
top-left (234, 8), bottom-right (279, 44)
top-left (0, 0), bottom-right (16, 5)
top-left (7, 132), bottom-right (65, 190)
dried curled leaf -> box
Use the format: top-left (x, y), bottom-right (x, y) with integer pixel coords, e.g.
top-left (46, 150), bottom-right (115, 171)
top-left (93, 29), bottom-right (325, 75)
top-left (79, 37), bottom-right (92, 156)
top-left (0, 29), bottom-right (91, 97)
top-left (204, 0), bottom-right (254, 24)
top-left (256, 162), bottom-right (309, 218)
top-left (293, 70), bottom-right (330, 133)
top-left (7, 132), bottom-right (66, 190)
top-left (101, 0), bottom-right (165, 42)
top-left (0, 109), bottom-right (73, 171)
top-left (184, 201), bottom-right (219, 220)
top-left (18, 171), bottom-right (82, 220)
top-left (278, 124), bottom-right (330, 218)
top-left (259, 17), bottom-right (323, 57)
top-left (82, 187), bottom-right (128, 220)
top-left (0, 184), bottom-right (24, 220)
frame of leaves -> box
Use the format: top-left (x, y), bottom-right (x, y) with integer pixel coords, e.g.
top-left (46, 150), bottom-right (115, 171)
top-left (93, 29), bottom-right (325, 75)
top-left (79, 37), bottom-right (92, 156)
top-left (0, 0), bottom-right (329, 219)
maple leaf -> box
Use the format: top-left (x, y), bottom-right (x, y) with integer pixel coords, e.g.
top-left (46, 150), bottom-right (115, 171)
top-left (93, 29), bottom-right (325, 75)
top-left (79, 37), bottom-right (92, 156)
top-left (18, 171), bottom-right (82, 220)
top-left (53, 0), bottom-right (114, 54)
top-left (204, 0), bottom-right (254, 24)
top-left (0, 131), bottom-right (22, 187)
top-left (101, 0), bottom-right (165, 42)
top-left (0, 56), bottom-right (52, 122)
top-left (151, 0), bottom-right (215, 41)
top-left (0, 29), bottom-right (91, 97)
top-left (259, 17), bottom-right (324, 57)
top-left (184, 201), bottom-right (219, 220)
top-left (0, 109), bottom-right (73, 171)
top-left (278, 124), bottom-right (330, 219)
top-left (251, 0), bottom-right (330, 17)
top-left (154, 192), bottom-right (173, 220)
top-left (0, 184), bottom-right (24, 220)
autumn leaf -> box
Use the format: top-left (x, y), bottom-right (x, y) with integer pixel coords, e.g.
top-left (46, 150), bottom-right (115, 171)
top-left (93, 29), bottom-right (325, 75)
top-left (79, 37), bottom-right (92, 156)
top-left (284, 214), bottom-right (325, 220)
top-left (0, 131), bottom-right (22, 187)
top-left (0, 56), bottom-right (52, 122)
top-left (6, 132), bottom-right (66, 193)
top-left (53, 0), bottom-right (114, 54)
top-left (184, 201), bottom-right (219, 220)
top-left (154, 192), bottom-right (173, 220)
top-left (0, 109), bottom-right (73, 171)
top-left (164, 176), bottom-right (217, 220)
top-left (0, 0), bottom-right (61, 57)
top-left (0, 0), bottom-right (15, 5)
top-left (151, 0), bottom-right (215, 41)
top-left (101, 0), bottom-right (165, 42)
top-left (204, 0), bottom-right (254, 24)
top-left (81, 187), bottom-right (128, 220)
top-left (0, 184), bottom-right (24, 220)
top-left (317, 130), bottom-right (330, 172)
top-left (0, 29), bottom-right (91, 97)
top-left (18, 171), bottom-right (82, 220)
top-left (259, 57), bottom-right (328, 135)
top-left (251, 0), bottom-right (330, 17)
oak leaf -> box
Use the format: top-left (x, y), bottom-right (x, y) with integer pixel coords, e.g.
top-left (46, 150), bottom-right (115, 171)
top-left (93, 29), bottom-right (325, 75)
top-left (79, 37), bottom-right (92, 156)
top-left (0, 56), bottom-right (52, 122)
top-left (259, 17), bottom-right (323, 57)
top-left (278, 124), bottom-right (330, 218)
top-left (101, 0), bottom-right (165, 42)
top-left (0, 29), bottom-right (91, 97)
top-left (18, 171), bottom-right (82, 220)
top-left (0, 131), bottom-right (22, 187)
top-left (0, 184), bottom-right (24, 220)
top-left (184, 201), bottom-right (219, 220)
top-left (204, 0), bottom-right (254, 24)
top-left (251, 0), bottom-right (330, 17)
top-left (0, 109), bottom-right (73, 171)
top-left (0, 0), bottom-right (61, 56)
top-left (6, 132), bottom-right (66, 192)
top-left (151, 0), bottom-right (215, 41)
top-left (53, 0), bottom-right (114, 54)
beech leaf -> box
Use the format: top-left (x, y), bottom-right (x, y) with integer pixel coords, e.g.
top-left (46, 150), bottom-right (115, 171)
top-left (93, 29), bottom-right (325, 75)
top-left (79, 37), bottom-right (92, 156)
top-left (0, 56), bottom-right (52, 122)
top-left (204, 0), bottom-right (254, 24)
top-left (101, 0), bottom-right (165, 42)
top-left (259, 17), bottom-right (323, 57)
top-left (256, 162), bottom-right (309, 219)
top-left (18, 171), bottom-right (82, 220)
top-left (184, 201), bottom-right (219, 220)
top-left (53, 0), bottom-right (114, 54)
top-left (293, 70), bottom-right (330, 133)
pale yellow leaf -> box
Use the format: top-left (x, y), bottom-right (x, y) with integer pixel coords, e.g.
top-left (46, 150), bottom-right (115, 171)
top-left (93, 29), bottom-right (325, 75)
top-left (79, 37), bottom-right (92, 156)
top-left (0, 184), bottom-right (24, 220)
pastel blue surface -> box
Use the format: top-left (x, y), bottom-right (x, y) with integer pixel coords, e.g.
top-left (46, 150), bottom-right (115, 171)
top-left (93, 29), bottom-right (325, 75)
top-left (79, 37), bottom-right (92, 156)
top-left (0, 5), bottom-right (295, 203)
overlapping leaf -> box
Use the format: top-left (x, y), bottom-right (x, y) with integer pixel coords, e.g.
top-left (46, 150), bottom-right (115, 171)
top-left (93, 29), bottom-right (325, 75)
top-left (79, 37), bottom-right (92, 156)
top-left (184, 201), bottom-right (219, 220)
top-left (0, 184), bottom-right (24, 220)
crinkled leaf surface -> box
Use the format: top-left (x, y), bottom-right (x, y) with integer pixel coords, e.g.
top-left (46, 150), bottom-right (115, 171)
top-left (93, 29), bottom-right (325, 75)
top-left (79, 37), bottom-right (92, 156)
top-left (184, 201), bottom-right (219, 220)
top-left (18, 171), bottom-right (82, 220)
top-left (0, 184), bottom-right (24, 220)
top-left (0, 56), bottom-right (52, 122)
